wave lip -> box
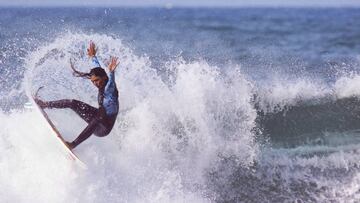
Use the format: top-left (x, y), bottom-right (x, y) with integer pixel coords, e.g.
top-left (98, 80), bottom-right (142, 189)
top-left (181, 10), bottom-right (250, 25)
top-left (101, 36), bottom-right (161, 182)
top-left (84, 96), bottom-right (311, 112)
top-left (254, 74), bottom-right (360, 148)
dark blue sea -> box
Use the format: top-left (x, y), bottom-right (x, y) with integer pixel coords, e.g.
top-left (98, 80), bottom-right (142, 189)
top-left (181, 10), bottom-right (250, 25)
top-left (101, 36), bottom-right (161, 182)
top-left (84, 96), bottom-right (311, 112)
top-left (1, 7), bottom-right (360, 202)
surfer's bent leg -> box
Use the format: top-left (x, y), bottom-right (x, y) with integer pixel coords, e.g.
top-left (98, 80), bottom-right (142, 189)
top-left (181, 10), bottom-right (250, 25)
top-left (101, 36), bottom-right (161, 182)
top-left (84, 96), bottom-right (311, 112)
top-left (44, 99), bottom-right (98, 123)
top-left (68, 115), bottom-right (114, 149)
top-left (68, 117), bottom-right (101, 149)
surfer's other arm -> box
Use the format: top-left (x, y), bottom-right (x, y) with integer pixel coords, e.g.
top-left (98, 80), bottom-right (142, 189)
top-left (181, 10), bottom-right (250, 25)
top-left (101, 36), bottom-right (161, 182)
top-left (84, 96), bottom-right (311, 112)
top-left (87, 41), bottom-right (97, 58)
top-left (108, 56), bottom-right (120, 72)
top-left (87, 41), bottom-right (102, 68)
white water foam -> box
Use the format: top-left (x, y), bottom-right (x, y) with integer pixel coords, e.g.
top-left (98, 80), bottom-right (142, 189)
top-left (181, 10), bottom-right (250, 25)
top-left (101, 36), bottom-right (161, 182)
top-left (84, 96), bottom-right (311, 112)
top-left (0, 32), bottom-right (258, 202)
top-left (4, 31), bottom-right (360, 203)
top-left (335, 74), bottom-right (360, 99)
top-left (257, 145), bottom-right (360, 202)
top-left (255, 76), bottom-right (331, 113)
top-left (254, 71), bottom-right (360, 114)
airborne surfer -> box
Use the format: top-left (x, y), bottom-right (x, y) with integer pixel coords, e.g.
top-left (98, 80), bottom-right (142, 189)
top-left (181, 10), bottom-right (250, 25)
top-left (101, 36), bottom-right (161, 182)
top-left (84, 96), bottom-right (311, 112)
top-left (35, 41), bottom-right (119, 150)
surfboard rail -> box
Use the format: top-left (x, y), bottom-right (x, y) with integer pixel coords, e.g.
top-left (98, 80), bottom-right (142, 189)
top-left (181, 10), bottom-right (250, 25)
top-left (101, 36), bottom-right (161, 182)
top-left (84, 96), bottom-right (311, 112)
top-left (29, 88), bottom-right (87, 168)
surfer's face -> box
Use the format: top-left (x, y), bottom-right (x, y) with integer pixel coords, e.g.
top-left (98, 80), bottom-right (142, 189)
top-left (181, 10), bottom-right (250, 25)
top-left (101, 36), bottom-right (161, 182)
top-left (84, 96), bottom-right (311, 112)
top-left (90, 75), bottom-right (106, 89)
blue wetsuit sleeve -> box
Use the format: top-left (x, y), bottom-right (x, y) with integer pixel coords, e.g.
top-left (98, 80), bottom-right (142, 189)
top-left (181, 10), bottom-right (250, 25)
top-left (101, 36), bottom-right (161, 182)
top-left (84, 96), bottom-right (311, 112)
top-left (92, 56), bottom-right (101, 68)
top-left (106, 71), bottom-right (116, 91)
top-left (103, 71), bottom-right (119, 115)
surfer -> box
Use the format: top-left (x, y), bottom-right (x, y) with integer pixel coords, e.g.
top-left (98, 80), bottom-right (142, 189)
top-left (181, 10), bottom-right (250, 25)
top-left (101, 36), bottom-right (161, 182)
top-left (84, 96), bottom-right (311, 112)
top-left (35, 41), bottom-right (119, 149)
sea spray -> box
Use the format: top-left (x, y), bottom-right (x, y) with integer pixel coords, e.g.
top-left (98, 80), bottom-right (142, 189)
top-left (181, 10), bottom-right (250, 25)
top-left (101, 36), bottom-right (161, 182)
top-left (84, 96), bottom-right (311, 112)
top-left (0, 32), bottom-right (260, 202)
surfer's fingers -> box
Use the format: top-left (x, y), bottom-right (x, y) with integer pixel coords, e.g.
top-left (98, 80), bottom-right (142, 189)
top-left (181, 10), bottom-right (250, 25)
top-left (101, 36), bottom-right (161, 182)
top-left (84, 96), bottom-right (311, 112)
top-left (112, 56), bottom-right (119, 63)
top-left (109, 56), bottom-right (114, 64)
top-left (113, 58), bottom-right (120, 67)
top-left (87, 41), bottom-right (97, 57)
top-left (90, 41), bottom-right (96, 49)
top-left (107, 56), bottom-right (118, 71)
top-left (114, 57), bottom-right (120, 67)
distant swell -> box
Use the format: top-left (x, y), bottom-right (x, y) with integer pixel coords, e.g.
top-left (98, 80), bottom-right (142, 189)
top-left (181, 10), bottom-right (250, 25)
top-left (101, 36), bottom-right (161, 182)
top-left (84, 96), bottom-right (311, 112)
top-left (256, 96), bottom-right (360, 147)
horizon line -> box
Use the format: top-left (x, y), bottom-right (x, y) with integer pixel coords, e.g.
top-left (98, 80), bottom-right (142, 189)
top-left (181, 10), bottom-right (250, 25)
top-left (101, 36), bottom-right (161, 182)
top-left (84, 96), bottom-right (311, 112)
top-left (1, 4), bottom-right (360, 9)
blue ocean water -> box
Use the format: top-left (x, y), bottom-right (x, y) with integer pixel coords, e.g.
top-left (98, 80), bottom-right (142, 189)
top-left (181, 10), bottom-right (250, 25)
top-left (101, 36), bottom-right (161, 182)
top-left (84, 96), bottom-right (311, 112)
top-left (1, 7), bottom-right (360, 202)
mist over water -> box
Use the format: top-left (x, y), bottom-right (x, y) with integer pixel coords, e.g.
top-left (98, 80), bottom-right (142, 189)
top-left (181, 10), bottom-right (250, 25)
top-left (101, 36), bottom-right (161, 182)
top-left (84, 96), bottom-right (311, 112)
top-left (1, 7), bottom-right (360, 202)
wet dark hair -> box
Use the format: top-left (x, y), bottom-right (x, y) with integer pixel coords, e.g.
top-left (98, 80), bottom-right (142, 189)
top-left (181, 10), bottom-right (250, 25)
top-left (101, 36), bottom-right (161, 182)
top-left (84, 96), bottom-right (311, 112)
top-left (70, 63), bottom-right (107, 79)
top-left (89, 67), bottom-right (107, 78)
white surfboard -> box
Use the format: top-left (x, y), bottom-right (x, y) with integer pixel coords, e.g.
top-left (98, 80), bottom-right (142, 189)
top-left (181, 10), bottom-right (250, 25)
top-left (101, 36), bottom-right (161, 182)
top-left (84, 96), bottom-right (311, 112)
top-left (29, 87), bottom-right (86, 168)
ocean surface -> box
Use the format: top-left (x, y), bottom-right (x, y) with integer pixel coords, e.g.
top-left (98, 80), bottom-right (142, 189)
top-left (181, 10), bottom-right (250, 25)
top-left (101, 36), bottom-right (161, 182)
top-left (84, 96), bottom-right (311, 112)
top-left (1, 7), bottom-right (360, 202)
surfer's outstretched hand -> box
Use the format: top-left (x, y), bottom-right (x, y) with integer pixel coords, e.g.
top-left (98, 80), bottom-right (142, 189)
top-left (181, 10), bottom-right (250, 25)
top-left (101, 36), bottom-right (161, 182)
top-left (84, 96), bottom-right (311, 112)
top-left (108, 56), bottom-right (120, 72)
top-left (87, 41), bottom-right (97, 57)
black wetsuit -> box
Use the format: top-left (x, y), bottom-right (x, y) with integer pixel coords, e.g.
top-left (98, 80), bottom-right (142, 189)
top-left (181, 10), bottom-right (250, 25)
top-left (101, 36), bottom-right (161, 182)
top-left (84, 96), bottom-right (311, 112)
top-left (44, 96), bottom-right (117, 149)
top-left (41, 56), bottom-right (119, 149)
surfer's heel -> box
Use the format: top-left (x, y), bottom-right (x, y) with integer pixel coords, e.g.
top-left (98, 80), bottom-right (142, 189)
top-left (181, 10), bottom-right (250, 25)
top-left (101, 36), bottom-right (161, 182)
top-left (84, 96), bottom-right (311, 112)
top-left (65, 141), bottom-right (75, 150)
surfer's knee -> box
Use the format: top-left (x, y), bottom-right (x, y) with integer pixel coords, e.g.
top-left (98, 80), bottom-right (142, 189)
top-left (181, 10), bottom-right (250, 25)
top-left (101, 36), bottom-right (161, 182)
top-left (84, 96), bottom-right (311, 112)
top-left (94, 129), bottom-right (109, 137)
top-left (94, 124), bottom-right (111, 137)
top-left (94, 132), bottom-right (109, 137)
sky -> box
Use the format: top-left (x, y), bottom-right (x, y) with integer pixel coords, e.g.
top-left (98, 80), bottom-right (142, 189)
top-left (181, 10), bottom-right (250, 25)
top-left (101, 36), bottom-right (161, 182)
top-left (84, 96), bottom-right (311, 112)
top-left (1, 0), bottom-right (360, 7)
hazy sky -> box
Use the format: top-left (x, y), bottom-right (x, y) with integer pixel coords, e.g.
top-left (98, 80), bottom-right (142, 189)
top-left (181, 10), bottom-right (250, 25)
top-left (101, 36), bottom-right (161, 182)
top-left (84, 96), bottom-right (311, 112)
top-left (1, 0), bottom-right (360, 7)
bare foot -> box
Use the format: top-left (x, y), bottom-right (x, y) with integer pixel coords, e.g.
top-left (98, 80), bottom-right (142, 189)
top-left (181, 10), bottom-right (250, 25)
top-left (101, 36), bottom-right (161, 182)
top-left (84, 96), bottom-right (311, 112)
top-left (65, 141), bottom-right (75, 150)
top-left (34, 98), bottom-right (48, 109)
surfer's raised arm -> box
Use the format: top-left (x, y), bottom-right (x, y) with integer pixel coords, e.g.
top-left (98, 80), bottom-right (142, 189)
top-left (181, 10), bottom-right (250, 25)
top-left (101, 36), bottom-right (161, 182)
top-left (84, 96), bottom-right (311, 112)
top-left (87, 41), bottom-right (102, 68)
top-left (87, 41), bottom-right (97, 58)
top-left (104, 56), bottom-right (119, 96)
top-left (108, 56), bottom-right (120, 72)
